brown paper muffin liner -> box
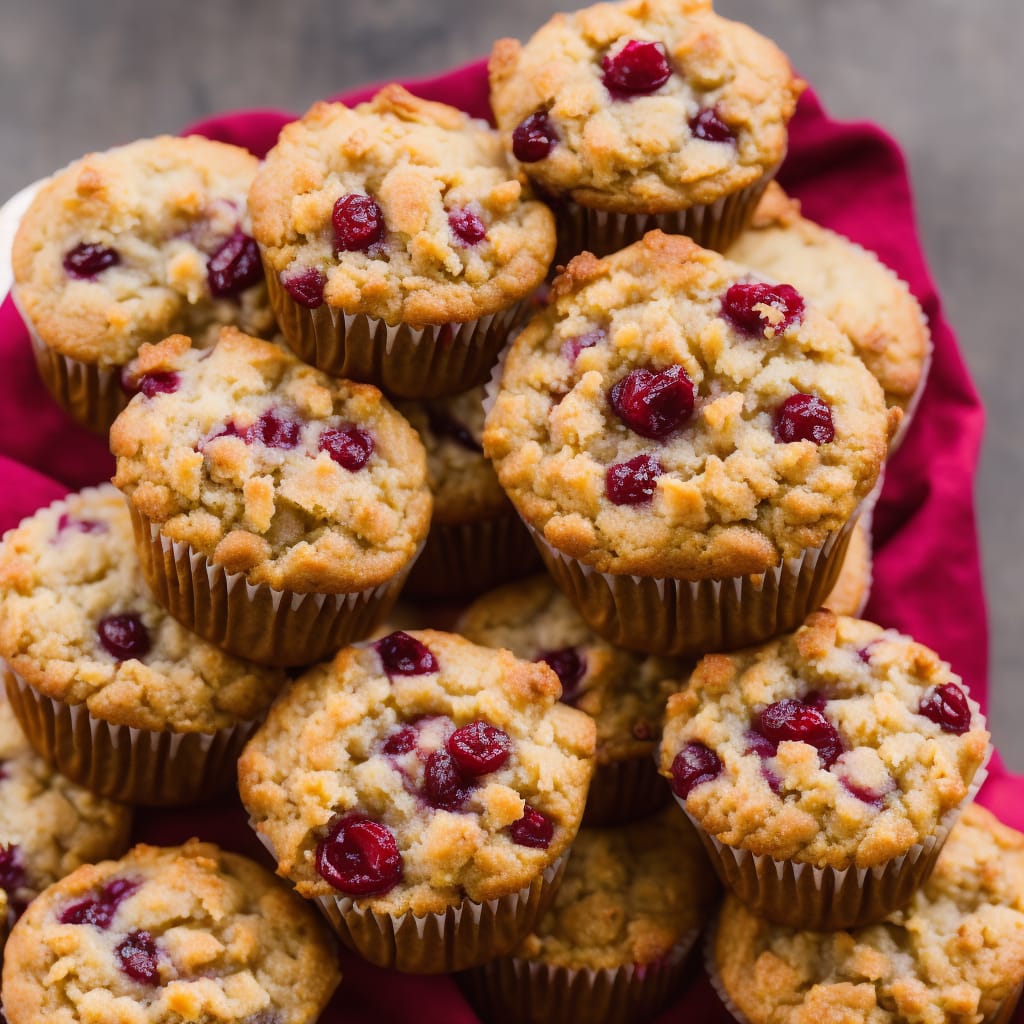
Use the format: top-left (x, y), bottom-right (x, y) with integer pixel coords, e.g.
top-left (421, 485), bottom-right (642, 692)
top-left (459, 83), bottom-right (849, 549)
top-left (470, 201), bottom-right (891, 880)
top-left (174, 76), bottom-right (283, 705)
top-left (459, 927), bottom-right (699, 1024)
top-left (3, 665), bottom-right (258, 806)
top-left (582, 754), bottom-right (670, 827)
top-left (265, 263), bottom-right (525, 400)
top-left (128, 505), bottom-right (415, 668)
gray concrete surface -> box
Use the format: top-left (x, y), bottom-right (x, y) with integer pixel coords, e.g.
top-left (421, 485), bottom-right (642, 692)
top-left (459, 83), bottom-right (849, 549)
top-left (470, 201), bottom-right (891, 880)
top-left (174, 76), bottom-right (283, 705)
top-left (2, 1), bottom-right (1021, 765)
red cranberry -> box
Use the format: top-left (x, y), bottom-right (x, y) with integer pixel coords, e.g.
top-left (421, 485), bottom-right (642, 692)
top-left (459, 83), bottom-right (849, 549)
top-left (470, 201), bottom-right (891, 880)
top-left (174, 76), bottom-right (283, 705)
top-left (375, 632), bottom-right (439, 677)
top-left (842, 777), bottom-right (892, 809)
top-left (333, 193), bottom-right (385, 253)
top-left (536, 648), bottom-right (586, 705)
top-left (315, 815), bottom-right (402, 896)
top-left (690, 108), bottom-right (735, 143)
top-left (138, 372), bottom-right (180, 399)
top-left (423, 749), bottom-right (474, 811)
top-left (382, 727), bottom-right (418, 756)
top-left (857, 644), bottom-right (878, 665)
top-left (425, 408), bottom-right (481, 454)
top-left (508, 805), bottom-right (554, 848)
top-left (56, 513), bottom-right (106, 536)
top-left (63, 242), bottom-right (120, 279)
top-left (97, 614), bottom-right (150, 662)
top-left (207, 231), bottom-right (263, 298)
top-left (606, 454), bottom-right (663, 505)
top-left (59, 878), bottom-right (139, 928)
top-left (560, 328), bottom-right (605, 365)
top-left (319, 426), bottom-right (374, 470)
top-left (758, 699), bottom-right (843, 768)
top-left (774, 394), bottom-right (835, 445)
top-left (919, 683), bottom-right (973, 735)
top-left (448, 208), bottom-right (487, 246)
top-left (283, 267), bottom-right (326, 308)
top-left (0, 846), bottom-right (25, 897)
top-left (803, 691), bottom-right (829, 713)
top-left (743, 730), bottom-right (778, 760)
top-left (115, 929), bottom-right (160, 985)
top-left (609, 365), bottom-right (695, 439)
top-left (602, 40), bottom-right (672, 97)
top-left (512, 111), bottom-right (559, 162)
top-left (670, 743), bottom-right (723, 798)
top-left (721, 282), bottom-right (805, 337)
top-left (447, 721), bottom-right (511, 776)
top-left (247, 410), bottom-right (302, 449)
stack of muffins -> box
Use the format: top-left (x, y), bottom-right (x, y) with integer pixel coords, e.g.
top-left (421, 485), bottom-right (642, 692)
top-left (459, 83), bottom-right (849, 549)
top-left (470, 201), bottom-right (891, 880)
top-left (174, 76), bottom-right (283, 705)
top-left (0, 1), bottom-right (1017, 1022)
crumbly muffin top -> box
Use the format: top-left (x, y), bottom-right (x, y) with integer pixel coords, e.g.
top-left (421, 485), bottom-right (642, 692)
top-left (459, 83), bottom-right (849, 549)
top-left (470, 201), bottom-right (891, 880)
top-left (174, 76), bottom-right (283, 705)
top-left (825, 519), bottom-right (871, 618)
top-left (2, 840), bottom-right (341, 1024)
top-left (517, 808), bottom-right (716, 969)
top-left (397, 386), bottom-right (509, 524)
top-left (727, 184), bottom-right (931, 413)
top-left (483, 233), bottom-right (895, 579)
top-left (714, 804), bottom-right (1024, 1024)
top-left (489, 0), bottom-right (802, 212)
top-left (12, 135), bottom-right (273, 367)
top-left (110, 327), bottom-right (432, 592)
top-left (238, 630), bottom-right (596, 915)
top-left (459, 575), bottom-right (684, 765)
top-left (0, 485), bottom-right (285, 732)
top-left (659, 611), bottom-right (990, 869)
top-left (249, 85), bottom-right (555, 326)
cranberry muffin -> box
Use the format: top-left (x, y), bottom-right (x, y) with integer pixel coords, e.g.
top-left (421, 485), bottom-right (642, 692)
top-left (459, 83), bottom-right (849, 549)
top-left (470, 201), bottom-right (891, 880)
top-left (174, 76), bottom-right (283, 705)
top-left (825, 518), bottom-right (871, 617)
top-left (110, 327), bottom-right (431, 666)
top-left (238, 629), bottom-right (596, 973)
top-left (710, 805), bottom-right (1024, 1024)
top-left (483, 232), bottom-right (895, 657)
top-left (2, 839), bottom-right (341, 1024)
top-left (11, 135), bottom-right (273, 433)
top-left (459, 574), bottom-right (681, 824)
top-left (0, 484), bottom-right (286, 804)
top-left (249, 84), bottom-right (555, 397)
top-left (659, 610), bottom-right (991, 929)
top-left (490, 0), bottom-right (803, 257)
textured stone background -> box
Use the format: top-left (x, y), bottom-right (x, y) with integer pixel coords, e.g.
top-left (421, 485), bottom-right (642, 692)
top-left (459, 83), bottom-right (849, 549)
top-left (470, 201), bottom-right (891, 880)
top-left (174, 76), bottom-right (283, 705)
top-left (3, 1), bottom-right (1021, 765)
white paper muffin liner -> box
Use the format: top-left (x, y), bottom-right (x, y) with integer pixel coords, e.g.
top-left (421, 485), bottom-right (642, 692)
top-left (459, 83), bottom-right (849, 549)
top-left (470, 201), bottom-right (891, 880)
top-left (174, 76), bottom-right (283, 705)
top-left (583, 753), bottom-right (670, 827)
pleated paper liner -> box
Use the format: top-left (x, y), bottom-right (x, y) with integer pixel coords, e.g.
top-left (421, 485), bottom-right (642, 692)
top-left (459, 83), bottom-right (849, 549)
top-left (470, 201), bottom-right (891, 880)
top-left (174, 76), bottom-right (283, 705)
top-left (3, 665), bottom-right (258, 806)
top-left (582, 753), bottom-right (670, 828)
top-left (128, 504), bottom-right (414, 668)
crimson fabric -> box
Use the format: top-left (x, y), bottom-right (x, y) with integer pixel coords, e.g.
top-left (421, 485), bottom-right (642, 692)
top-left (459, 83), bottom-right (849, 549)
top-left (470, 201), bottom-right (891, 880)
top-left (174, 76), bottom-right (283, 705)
top-left (0, 59), bottom-right (1015, 1023)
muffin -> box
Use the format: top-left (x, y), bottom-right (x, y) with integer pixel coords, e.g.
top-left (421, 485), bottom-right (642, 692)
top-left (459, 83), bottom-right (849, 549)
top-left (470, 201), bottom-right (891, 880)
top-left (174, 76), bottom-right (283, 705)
top-left (489, 0), bottom-right (803, 258)
top-left (110, 326), bottom-right (432, 667)
top-left (659, 610), bottom-right (991, 929)
top-left (238, 629), bottom-right (596, 973)
top-left (398, 386), bottom-right (540, 600)
top-left (462, 809), bottom-right (718, 1024)
top-left (727, 183), bottom-right (931, 448)
top-left (249, 84), bottom-right (556, 398)
top-left (2, 839), bottom-right (341, 1024)
top-left (483, 232), bottom-right (896, 657)
top-left (710, 805), bottom-right (1024, 1024)
top-left (825, 518), bottom-right (871, 617)
top-left (459, 574), bottom-right (681, 824)
top-left (0, 484), bottom-right (286, 804)
top-left (11, 135), bottom-right (274, 433)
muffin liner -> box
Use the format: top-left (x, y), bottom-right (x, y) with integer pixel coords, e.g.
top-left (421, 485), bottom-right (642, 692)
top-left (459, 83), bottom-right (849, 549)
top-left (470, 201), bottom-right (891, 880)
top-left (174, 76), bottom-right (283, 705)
top-left (3, 664), bottom-right (258, 806)
top-left (583, 754), bottom-right (670, 827)
top-left (129, 505), bottom-right (414, 668)
top-left (459, 927), bottom-right (699, 1024)
top-left (265, 263), bottom-right (525, 399)
top-left (890, 333), bottom-right (932, 453)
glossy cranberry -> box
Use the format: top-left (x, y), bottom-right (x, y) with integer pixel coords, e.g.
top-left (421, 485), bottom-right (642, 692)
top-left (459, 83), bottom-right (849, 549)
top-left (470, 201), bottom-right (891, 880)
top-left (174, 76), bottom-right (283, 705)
top-left (207, 231), bottom-right (263, 298)
top-left (606, 454), bottom-right (663, 505)
top-left (690, 108), bottom-right (735, 143)
top-left (560, 328), bottom-right (606, 365)
top-left (610, 365), bottom-right (695, 439)
top-left (63, 242), bottom-right (120, 279)
top-left (448, 208), bottom-right (487, 246)
top-left (115, 929), bottom-right (160, 985)
top-left (282, 267), bottom-right (326, 309)
top-left (316, 815), bottom-right (402, 896)
top-left (97, 614), bottom-right (150, 662)
top-left (774, 394), bottom-right (835, 445)
top-left (425, 407), bottom-right (481, 453)
top-left (382, 727), bottom-right (418, 756)
top-left (138, 372), bottom-right (180, 399)
top-left (56, 513), bottom-right (106, 536)
top-left (602, 40), bottom-right (672, 96)
top-left (447, 721), bottom-right (511, 776)
top-left (842, 777), bottom-right (891, 809)
top-left (59, 878), bottom-right (138, 928)
top-left (333, 193), bottom-right (385, 252)
top-left (512, 111), bottom-right (559, 162)
top-left (375, 632), bottom-right (439, 677)
top-left (509, 805), bottom-right (554, 849)
top-left (721, 282), bottom-right (805, 337)
top-left (319, 426), bottom-right (374, 470)
top-left (670, 743), bottom-right (723, 798)
top-left (536, 648), bottom-right (587, 705)
top-left (0, 846), bottom-right (24, 897)
top-left (743, 730), bottom-right (778, 759)
top-left (919, 683), bottom-right (973, 735)
top-left (803, 690), bottom-right (829, 713)
top-left (248, 410), bottom-right (302, 449)
top-left (758, 699), bottom-right (843, 768)
top-left (423, 749), bottom-right (474, 811)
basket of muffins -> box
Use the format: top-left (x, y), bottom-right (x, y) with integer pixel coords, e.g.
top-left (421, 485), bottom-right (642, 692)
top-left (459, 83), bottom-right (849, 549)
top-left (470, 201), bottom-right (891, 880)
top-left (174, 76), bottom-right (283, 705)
top-left (0, 0), bottom-right (1016, 1022)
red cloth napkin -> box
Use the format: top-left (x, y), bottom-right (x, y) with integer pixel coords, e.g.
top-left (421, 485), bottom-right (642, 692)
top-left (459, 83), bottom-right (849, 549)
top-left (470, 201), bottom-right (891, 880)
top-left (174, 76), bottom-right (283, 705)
top-left (0, 59), bottom-right (1015, 1023)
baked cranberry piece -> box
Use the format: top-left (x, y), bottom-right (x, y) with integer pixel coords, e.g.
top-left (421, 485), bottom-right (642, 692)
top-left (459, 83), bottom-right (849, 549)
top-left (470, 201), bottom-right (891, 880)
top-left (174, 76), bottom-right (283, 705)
top-left (743, 730), bottom-right (778, 760)
top-left (690, 108), bottom-right (735, 143)
top-left (721, 282), bottom-right (805, 337)
top-left (382, 726), bottom-right (418, 756)
top-left (63, 242), bottom-right (120, 279)
top-left (609, 365), bottom-right (695, 439)
top-left (560, 328), bottom-right (606, 365)
top-left (425, 407), bottom-right (482, 453)
top-left (115, 929), bottom-right (160, 985)
top-left (282, 267), bottom-right (326, 309)
top-left (97, 614), bottom-right (150, 662)
top-left (316, 815), bottom-right (402, 896)
top-left (602, 40), bottom-right (672, 97)
top-left (448, 208), bottom-right (487, 246)
top-left (319, 426), bottom-right (374, 470)
top-left (773, 394), bottom-right (835, 445)
top-left (59, 878), bottom-right (138, 928)
top-left (509, 805), bottom-right (554, 848)
top-left (375, 632), bottom-right (439, 677)
top-left (423, 748), bottom-right (475, 811)
top-left (248, 410), bottom-right (302, 449)
top-left (512, 111), bottom-right (559, 162)
top-left (56, 513), bottom-right (106, 536)
top-left (0, 846), bottom-right (25, 898)
top-left (857, 643), bottom-right (878, 665)
top-left (447, 721), bottom-right (511, 776)
top-left (606, 454), bottom-right (663, 506)
top-left (670, 743), bottom-right (723, 798)
top-left (842, 777), bottom-right (893, 809)
top-left (757, 699), bottom-right (843, 768)
top-left (333, 193), bottom-right (385, 252)
top-left (207, 231), bottom-right (263, 298)
top-left (536, 648), bottom-right (587, 705)
top-left (802, 691), bottom-right (829, 713)
top-left (918, 683), bottom-right (973, 735)
top-left (137, 372), bottom-right (180, 399)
